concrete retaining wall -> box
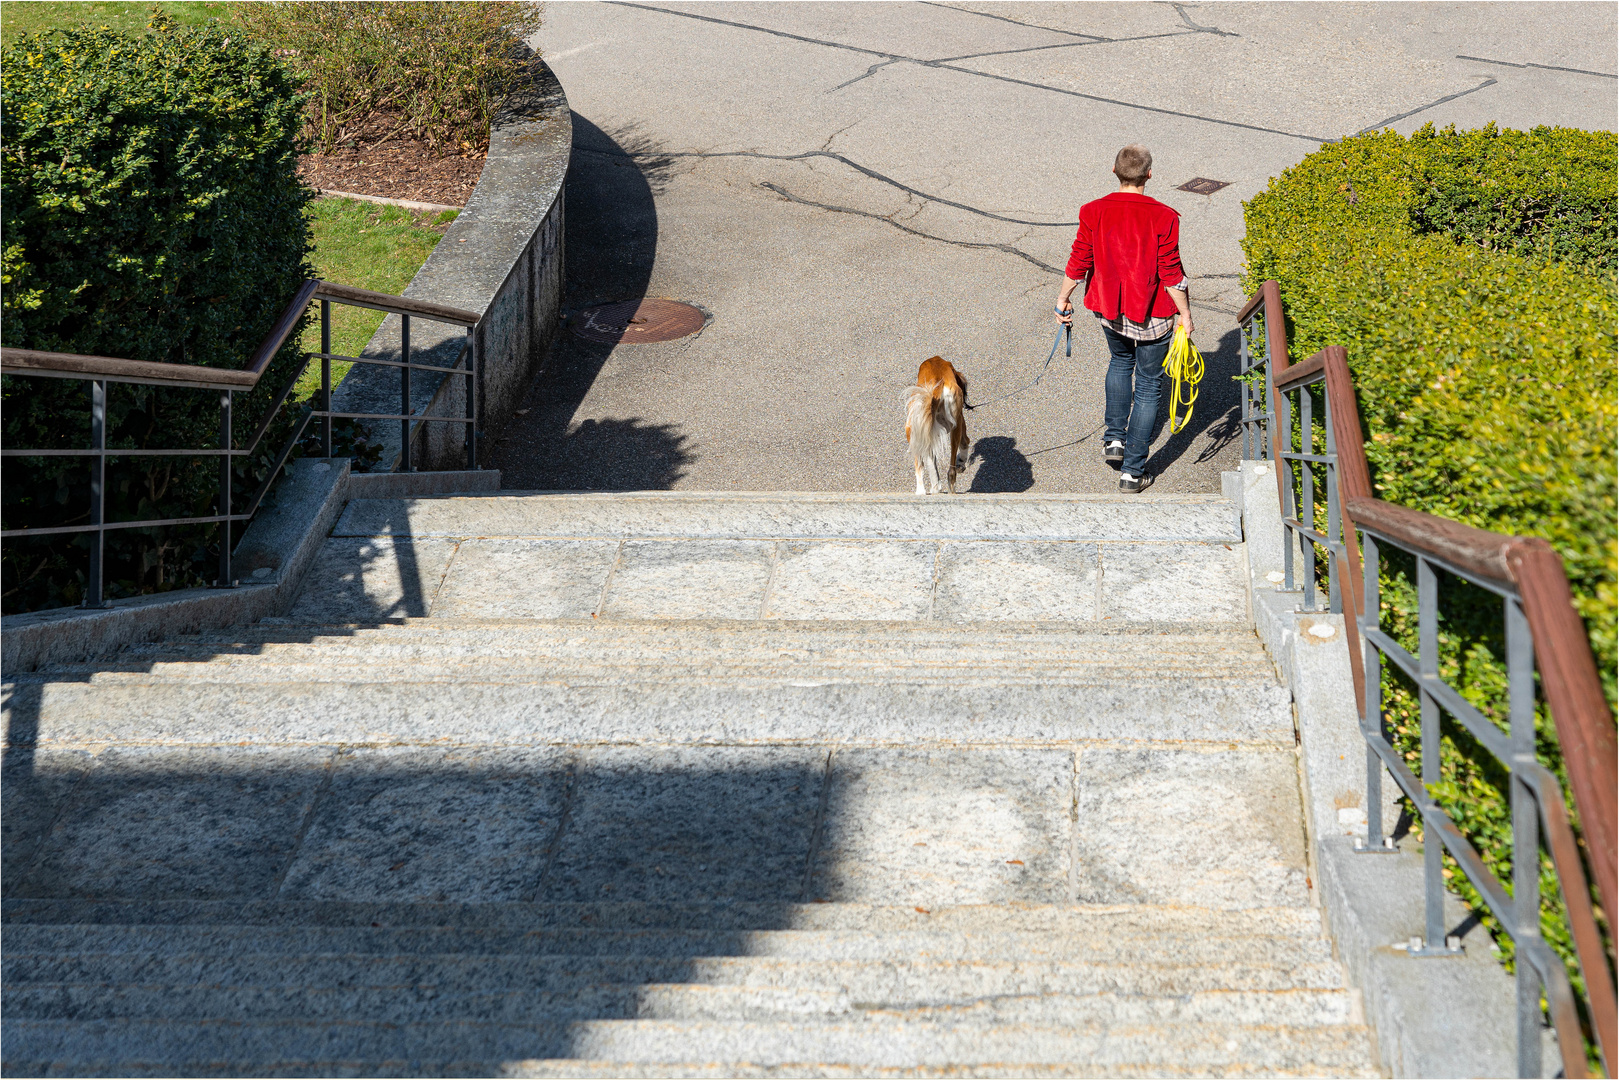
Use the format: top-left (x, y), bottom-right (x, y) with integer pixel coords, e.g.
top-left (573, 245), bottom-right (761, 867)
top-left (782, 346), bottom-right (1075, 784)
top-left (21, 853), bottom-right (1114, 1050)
top-left (329, 57), bottom-right (571, 472)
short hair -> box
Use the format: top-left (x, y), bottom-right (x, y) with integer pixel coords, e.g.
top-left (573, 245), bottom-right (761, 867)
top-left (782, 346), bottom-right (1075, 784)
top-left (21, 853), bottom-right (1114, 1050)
top-left (1113, 144), bottom-right (1152, 184)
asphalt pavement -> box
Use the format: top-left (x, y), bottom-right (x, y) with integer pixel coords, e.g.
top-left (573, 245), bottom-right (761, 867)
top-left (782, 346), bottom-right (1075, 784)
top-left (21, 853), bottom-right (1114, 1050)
top-left (494, 1), bottom-right (1617, 494)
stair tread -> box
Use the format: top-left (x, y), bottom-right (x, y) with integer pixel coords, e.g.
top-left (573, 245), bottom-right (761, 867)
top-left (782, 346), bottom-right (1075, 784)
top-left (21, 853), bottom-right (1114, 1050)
top-left (1, 1016), bottom-right (1378, 1070)
top-left (0, 899), bottom-right (1325, 933)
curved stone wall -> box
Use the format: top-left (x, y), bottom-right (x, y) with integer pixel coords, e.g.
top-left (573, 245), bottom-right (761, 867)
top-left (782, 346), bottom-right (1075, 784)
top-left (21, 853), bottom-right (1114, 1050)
top-left (330, 57), bottom-right (571, 471)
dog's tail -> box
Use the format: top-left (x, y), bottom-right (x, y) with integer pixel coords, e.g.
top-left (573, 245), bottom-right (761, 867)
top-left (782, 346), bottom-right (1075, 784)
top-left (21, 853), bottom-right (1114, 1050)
top-left (906, 380), bottom-right (958, 480)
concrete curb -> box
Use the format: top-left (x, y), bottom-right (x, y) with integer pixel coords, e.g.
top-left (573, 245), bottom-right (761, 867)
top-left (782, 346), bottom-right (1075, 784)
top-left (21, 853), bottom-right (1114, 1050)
top-left (329, 54), bottom-right (571, 473)
top-left (314, 190), bottom-right (463, 214)
top-left (0, 464), bottom-right (500, 675)
top-left (1229, 460), bottom-right (1552, 1078)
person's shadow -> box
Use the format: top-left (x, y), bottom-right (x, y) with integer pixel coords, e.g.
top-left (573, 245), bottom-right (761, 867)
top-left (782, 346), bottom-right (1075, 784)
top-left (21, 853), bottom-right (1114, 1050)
top-left (1142, 325), bottom-right (1243, 478)
top-left (967, 436), bottom-right (1034, 493)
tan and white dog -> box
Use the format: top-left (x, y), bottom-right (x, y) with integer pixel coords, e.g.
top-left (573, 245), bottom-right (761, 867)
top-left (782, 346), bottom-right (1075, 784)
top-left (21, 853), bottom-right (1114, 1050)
top-left (905, 356), bottom-right (970, 494)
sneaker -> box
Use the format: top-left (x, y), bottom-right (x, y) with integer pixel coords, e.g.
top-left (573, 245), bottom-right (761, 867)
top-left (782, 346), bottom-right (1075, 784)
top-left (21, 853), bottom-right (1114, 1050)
top-left (1104, 440), bottom-right (1125, 465)
top-left (1119, 473), bottom-right (1144, 494)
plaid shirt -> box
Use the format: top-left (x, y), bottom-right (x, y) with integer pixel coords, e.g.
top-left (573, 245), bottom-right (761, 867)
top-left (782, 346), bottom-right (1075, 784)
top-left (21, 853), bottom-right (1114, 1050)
top-left (1096, 280), bottom-right (1188, 342)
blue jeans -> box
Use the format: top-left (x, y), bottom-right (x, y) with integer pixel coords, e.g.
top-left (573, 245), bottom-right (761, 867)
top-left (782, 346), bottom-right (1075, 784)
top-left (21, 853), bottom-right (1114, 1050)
top-left (1102, 324), bottom-right (1171, 477)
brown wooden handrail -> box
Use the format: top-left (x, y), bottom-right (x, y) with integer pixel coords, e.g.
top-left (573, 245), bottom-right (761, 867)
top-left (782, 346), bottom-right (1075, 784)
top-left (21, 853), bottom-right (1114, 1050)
top-left (312, 280), bottom-right (480, 326)
top-left (1350, 494), bottom-right (1618, 1068)
top-left (0, 348), bottom-right (260, 389)
top-left (1349, 493), bottom-right (1619, 926)
top-left (6, 280), bottom-right (483, 392)
top-left (1244, 278), bottom-right (1615, 1072)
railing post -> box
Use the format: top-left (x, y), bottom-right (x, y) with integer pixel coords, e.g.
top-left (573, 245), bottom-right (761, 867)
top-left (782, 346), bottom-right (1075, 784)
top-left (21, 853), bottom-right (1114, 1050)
top-left (1356, 531), bottom-right (1396, 854)
top-left (465, 325), bottom-right (477, 470)
top-left (1409, 556), bottom-right (1459, 952)
top-left (399, 314), bottom-right (413, 473)
top-left (1239, 326), bottom-right (1253, 459)
top-left (216, 389), bottom-right (233, 588)
top-left (1324, 391), bottom-right (1342, 614)
top-left (320, 298), bottom-right (332, 458)
top-left (1507, 594), bottom-right (1543, 1077)
top-left (1300, 387), bottom-right (1317, 610)
top-left (82, 379), bottom-right (107, 609)
top-left (1262, 338), bottom-right (1275, 461)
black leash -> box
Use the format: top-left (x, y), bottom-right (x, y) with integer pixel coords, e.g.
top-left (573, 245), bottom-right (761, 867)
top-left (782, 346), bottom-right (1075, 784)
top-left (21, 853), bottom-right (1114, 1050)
top-left (964, 319), bottom-right (1071, 411)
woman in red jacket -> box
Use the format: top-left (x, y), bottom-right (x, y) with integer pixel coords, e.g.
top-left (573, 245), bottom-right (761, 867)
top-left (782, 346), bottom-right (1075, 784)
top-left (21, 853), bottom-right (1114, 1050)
top-left (1055, 145), bottom-right (1192, 493)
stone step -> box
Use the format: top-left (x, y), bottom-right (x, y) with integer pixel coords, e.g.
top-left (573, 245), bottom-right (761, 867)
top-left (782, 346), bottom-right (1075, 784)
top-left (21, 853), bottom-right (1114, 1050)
top-left (0, 1060), bottom-right (1379, 1079)
top-left (0, 899), bottom-right (1326, 936)
top-left (45, 624), bottom-right (1269, 675)
top-left (501, 1061), bottom-right (1379, 1079)
top-left (330, 491), bottom-right (1242, 542)
top-left (0, 1017), bottom-right (1377, 1074)
top-left (0, 924), bottom-right (1336, 965)
top-left (3, 981), bottom-right (1356, 1026)
top-left (3, 953), bottom-right (1353, 999)
top-left (3, 675), bottom-right (1294, 747)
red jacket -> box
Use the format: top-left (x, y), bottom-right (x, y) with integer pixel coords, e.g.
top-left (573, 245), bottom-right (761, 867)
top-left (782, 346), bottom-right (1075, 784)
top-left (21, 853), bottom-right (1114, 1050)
top-left (1065, 192), bottom-right (1185, 323)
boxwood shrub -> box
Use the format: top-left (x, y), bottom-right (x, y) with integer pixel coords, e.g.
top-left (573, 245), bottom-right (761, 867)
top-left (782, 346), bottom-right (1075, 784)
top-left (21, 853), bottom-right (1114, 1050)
top-left (1, 15), bottom-right (314, 612)
top-left (1242, 123), bottom-right (1615, 1033)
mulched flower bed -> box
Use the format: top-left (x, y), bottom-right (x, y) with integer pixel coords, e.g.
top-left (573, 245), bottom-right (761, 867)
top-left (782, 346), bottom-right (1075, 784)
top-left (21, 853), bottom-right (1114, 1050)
top-left (298, 138), bottom-right (486, 207)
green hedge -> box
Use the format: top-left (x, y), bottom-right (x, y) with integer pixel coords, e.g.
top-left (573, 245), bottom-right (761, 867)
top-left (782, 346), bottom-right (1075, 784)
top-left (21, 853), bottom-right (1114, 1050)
top-left (1, 15), bottom-right (313, 612)
top-left (1242, 124), bottom-right (1615, 1042)
top-left (1411, 123), bottom-right (1617, 273)
top-left (1243, 123), bottom-right (1616, 695)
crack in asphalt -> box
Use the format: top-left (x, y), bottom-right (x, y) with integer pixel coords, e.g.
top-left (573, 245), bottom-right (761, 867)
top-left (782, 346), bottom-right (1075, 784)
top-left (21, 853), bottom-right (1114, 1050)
top-left (577, 146), bottom-right (1261, 281)
top-left (918, 2), bottom-right (1111, 42)
top-left (1457, 54), bottom-right (1617, 79)
top-left (759, 181), bottom-right (1065, 275)
top-left (827, 58), bottom-right (902, 93)
top-left (579, 144), bottom-right (1080, 226)
top-left (609, 2), bottom-right (1329, 143)
top-left (929, 30), bottom-right (1202, 65)
top-left (1171, 3), bottom-right (1239, 37)
top-left (1356, 77), bottom-right (1497, 133)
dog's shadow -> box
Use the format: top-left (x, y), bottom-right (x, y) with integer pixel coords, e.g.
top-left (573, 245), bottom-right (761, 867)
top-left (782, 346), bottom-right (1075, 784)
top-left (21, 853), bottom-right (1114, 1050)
top-left (967, 436), bottom-right (1034, 493)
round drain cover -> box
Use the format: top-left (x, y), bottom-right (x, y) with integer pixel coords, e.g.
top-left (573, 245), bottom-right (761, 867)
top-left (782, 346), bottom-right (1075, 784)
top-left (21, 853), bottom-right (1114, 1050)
top-left (570, 298), bottom-right (705, 344)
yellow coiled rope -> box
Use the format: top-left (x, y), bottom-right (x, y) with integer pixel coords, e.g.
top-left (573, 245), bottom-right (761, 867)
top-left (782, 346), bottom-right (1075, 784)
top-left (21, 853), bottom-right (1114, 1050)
top-left (1164, 325), bottom-right (1205, 435)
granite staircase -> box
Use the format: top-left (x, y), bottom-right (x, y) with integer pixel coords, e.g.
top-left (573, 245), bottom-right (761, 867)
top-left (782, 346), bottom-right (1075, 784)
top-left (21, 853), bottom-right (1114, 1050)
top-left (2, 491), bottom-right (1379, 1077)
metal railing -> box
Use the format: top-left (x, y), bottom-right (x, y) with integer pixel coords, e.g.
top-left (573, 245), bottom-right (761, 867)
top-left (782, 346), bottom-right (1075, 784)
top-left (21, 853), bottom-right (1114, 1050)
top-left (1238, 280), bottom-right (1617, 1078)
top-left (1, 280), bottom-right (482, 609)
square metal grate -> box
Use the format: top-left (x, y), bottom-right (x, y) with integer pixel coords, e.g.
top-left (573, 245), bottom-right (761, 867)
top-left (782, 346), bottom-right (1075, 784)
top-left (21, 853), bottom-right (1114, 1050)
top-left (1177, 177), bottom-right (1232, 195)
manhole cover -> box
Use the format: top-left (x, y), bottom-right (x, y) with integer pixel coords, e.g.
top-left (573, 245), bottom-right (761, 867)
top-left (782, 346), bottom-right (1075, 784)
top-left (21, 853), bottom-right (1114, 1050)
top-left (570, 298), bottom-right (705, 344)
top-left (1177, 177), bottom-right (1232, 195)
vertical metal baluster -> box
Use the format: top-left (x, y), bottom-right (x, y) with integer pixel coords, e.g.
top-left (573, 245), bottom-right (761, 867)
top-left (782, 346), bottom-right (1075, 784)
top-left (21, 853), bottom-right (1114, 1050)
top-left (400, 314), bottom-right (412, 473)
top-left (1239, 326), bottom-right (1252, 459)
top-left (1300, 386), bottom-right (1316, 610)
top-left (1506, 594), bottom-right (1542, 1077)
top-left (218, 389), bottom-right (233, 587)
top-left (83, 380), bottom-right (107, 609)
top-left (1324, 389), bottom-right (1341, 614)
top-left (1279, 382), bottom-right (1295, 591)
top-left (465, 325), bottom-right (477, 470)
top-left (1357, 533), bottom-right (1395, 853)
top-left (1417, 556), bottom-right (1446, 949)
top-left (1261, 319), bottom-right (1274, 461)
top-left (475, 320), bottom-right (486, 456)
top-left (320, 299), bottom-right (332, 458)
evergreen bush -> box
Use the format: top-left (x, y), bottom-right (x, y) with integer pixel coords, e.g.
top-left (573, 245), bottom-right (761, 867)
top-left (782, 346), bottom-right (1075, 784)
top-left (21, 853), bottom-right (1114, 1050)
top-left (1, 15), bottom-right (313, 612)
top-left (1242, 123), bottom-right (1616, 1042)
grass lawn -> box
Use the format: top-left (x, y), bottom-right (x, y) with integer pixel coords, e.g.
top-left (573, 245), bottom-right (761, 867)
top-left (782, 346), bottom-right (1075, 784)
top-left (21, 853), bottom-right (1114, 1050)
top-left (295, 198), bottom-right (458, 401)
top-left (0, 1), bottom-right (234, 45)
